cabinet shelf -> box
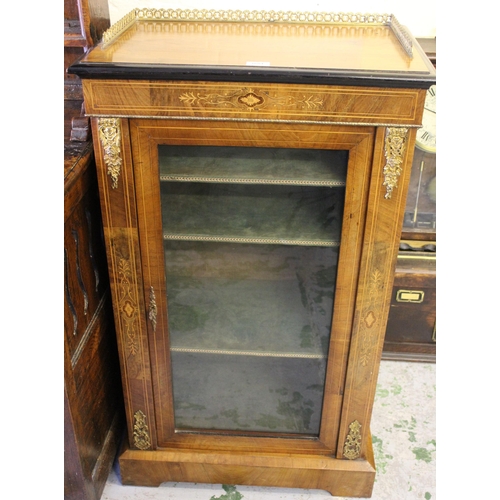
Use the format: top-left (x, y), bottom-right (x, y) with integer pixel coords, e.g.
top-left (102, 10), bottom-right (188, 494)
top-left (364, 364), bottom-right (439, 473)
top-left (170, 347), bottom-right (325, 359)
top-left (171, 351), bottom-right (326, 435)
top-left (159, 146), bottom-right (347, 187)
top-left (161, 182), bottom-right (344, 247)
top-left (165, 241), bottom-right (336, 359)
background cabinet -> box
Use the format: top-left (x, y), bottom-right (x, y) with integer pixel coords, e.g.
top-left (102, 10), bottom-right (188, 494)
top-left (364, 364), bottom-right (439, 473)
top-left (382, 38), bottom-right (436, 363)
top-left (64, 2), bottom-right (124, 499)
top-left (64, 147), bottom-right (123, 500)
top-left (69, 10), bottom-right (435, 498)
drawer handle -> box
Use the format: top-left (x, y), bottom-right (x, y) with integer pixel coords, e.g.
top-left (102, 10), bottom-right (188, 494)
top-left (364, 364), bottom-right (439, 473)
top-left (396, 289), bottom-right (424, 303)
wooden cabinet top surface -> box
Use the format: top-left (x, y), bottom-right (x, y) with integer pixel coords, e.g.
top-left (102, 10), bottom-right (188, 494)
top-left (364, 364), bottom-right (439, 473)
top-left (69, 9), bottom-right (435, 89)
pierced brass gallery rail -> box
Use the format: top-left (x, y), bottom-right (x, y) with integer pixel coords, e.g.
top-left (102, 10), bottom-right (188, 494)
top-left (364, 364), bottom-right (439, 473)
top-left (102, 9), bottom-right (412, 58)
top-left (135, 9), bottom-right (393, 24)
top-left (98, 117), bottom-right (122, 189)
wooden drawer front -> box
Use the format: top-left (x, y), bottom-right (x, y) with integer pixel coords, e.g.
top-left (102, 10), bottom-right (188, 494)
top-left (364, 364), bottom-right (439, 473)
top-left (83, 80), bottom-right (424, 125)
top-left (385, 268), bottom-right (436, 345)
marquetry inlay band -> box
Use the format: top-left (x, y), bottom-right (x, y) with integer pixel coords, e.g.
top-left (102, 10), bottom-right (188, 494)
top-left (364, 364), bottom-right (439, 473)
top-left (179, 88), bottom-right (324, 112)
top-left (383, 127), bottom-right (409, 199)
top-left (359, 269), bottom-right (383, 367)
top-left (102, 9), bottom-right (412, 57)
top-left (343, 420), bottom-right (362, 460)
top-left (97, 118), bottom-right (122, 189)
top-left (133, 410), bottom-right (151, 450)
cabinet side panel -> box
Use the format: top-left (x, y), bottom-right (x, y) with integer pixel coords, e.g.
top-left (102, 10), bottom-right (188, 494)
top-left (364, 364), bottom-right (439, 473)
top-left (90, 117), bottom-right (157, 450)
top-left (338, 126), bottom-right (417, 459)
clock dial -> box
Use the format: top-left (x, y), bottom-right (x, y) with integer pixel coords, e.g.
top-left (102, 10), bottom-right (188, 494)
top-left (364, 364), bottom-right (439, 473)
top-left (416, 85), bottom-right (436, 153)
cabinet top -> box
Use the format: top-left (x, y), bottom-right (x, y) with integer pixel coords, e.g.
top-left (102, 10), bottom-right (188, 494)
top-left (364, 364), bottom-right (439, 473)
top-left (69, 9), bottom-right (436, 89)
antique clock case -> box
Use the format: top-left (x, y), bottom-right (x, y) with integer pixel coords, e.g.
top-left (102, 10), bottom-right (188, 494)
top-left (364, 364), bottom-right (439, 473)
top-left (383, 56), bottom-right (437, 363)
top-left (69, 9), bottom-right (435, 498)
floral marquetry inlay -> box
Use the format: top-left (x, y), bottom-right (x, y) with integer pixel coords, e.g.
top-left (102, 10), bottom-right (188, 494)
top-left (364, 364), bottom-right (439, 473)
top-left (117, 258), bottom-right (139, 355)
top-left (179, 88), bottom-right (324, 112)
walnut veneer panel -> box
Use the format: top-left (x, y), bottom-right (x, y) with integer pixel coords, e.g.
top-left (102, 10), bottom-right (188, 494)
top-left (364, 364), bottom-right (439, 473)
top-left (83, 80), bottom-right (425, 125)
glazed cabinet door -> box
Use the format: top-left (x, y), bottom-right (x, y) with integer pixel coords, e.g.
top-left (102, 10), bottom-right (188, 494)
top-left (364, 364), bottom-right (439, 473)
top-left (128, 118), bottom-right (376, 456)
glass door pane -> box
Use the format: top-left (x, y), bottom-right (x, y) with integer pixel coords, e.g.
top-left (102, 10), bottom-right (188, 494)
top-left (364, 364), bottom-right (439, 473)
top-left (159, 145), bottom-right (347, 437)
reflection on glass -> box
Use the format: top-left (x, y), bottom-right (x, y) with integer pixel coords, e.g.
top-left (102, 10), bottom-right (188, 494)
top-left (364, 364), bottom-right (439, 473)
top-left (160, 145), bottom-right (347, 436)
top-left (403, 153), bottom-right (436, 234)
top-left (161, 182), bottom-right (343, 245)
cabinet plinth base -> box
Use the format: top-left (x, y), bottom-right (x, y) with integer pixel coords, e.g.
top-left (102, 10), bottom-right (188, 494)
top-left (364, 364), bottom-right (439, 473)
top-left (118, 435), bottom-right (376, 498)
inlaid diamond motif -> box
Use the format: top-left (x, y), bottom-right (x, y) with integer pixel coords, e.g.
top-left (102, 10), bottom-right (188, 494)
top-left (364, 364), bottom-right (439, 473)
top-left (238, 92), bottom-right (264, 107)
top-left (123, 301), bottom-right (135, 318)
top-left (364, 310), bottom-right (376, 328)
